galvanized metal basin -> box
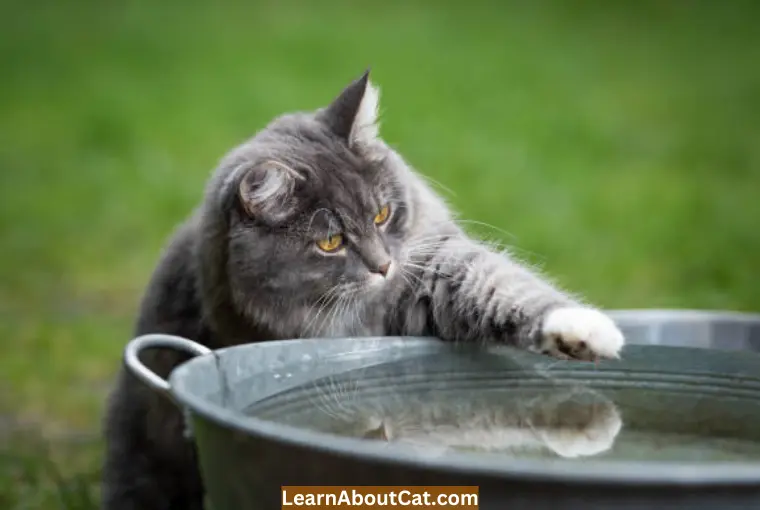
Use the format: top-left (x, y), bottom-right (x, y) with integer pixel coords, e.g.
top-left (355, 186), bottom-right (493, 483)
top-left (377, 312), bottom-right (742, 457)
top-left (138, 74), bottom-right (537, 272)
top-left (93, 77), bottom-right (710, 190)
top-left (608, 309), bottom-right (760, 352)
top-left (125, 309), bottom-right (760, 510)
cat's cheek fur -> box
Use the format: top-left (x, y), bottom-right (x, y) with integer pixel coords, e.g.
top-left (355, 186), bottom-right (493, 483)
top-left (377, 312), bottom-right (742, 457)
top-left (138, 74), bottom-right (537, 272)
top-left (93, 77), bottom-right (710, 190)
top-left (540, 307), bottom-right (625, 361)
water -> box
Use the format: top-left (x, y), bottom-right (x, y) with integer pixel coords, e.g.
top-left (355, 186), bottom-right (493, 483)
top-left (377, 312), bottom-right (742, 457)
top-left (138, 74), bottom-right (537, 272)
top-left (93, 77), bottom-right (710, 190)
top-left (605, 430), bottom-right (760, 462)
top-left (242, 349), bottom-right (760, 462)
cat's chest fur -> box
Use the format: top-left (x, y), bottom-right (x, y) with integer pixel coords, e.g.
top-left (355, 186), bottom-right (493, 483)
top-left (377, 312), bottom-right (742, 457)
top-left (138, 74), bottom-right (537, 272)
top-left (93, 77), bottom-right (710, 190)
top-left (299, 280), bottom-right (407, 339)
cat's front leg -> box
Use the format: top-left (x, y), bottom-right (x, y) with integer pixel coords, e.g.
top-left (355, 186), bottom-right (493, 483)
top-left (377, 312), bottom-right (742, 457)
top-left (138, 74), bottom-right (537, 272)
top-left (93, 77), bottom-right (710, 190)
top-left (410, 234), bottom-right (624, 361)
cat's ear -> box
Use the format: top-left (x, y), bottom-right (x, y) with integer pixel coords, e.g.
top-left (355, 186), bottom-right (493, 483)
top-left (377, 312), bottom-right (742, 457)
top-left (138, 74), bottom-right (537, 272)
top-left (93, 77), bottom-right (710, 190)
top-left (319, 68), bottom-right (380, 147)
top-left (237, 161), bottom-right (303, 224)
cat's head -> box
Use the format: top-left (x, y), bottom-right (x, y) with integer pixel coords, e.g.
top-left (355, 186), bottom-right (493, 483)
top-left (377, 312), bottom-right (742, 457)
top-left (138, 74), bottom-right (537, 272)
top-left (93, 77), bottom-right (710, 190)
top-left (203, 70), bottom-right (419, 336)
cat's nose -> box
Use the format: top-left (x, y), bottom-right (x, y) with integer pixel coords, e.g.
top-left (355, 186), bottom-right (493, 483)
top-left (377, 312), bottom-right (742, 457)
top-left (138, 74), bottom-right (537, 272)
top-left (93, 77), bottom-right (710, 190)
top-left (375, 261), bottom-right (391, 277)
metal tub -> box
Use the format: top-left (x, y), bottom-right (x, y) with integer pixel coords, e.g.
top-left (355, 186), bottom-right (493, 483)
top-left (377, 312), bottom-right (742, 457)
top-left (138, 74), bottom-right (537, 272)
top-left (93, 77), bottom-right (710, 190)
top-left (609, 309), bottom-right (760, 351)
top-left (125, 309), bottom-right (760, 510)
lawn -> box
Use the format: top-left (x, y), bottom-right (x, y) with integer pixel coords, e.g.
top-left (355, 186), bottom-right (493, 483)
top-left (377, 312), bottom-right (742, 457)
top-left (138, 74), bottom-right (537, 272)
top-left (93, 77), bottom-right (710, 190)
top-left (2, 0), bottom-right (759, 507)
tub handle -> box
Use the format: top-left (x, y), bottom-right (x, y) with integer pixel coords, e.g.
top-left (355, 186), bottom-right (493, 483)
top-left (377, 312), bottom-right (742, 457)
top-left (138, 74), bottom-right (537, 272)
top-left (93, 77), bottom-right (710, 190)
top-left (124, 334), bottom-right (212, 397)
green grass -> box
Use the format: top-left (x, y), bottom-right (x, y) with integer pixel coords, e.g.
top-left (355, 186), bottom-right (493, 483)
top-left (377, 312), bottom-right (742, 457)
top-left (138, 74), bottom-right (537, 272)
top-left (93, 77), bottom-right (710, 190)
top-left (2, 0), bottom-right (760, 507)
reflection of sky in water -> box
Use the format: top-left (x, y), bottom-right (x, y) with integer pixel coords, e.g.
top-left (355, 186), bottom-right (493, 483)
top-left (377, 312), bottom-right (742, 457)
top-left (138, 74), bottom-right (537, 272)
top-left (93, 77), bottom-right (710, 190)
top-left (239, 348), bottom-right (760, 463)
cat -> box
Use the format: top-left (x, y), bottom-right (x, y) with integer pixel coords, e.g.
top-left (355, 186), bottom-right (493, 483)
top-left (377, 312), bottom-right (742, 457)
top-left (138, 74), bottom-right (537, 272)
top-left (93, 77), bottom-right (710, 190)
top-left (101, 69), bottom-right (625, 510)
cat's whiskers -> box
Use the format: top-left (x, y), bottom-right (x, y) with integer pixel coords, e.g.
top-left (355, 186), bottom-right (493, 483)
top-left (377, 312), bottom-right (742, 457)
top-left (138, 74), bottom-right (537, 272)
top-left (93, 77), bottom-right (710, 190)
top-left (407, 225), bottom-right (534, 267)
top-left (407, 243), bottom-right (471, 256)
top-left (402, 262), bottom-right (455, 279)
top-left (451, 219), bottom-right (517, 241)
top-left (406, 236), bottom-right (474, 250)
top-left (311, 393), bottom-right (350, 422)
top-left (413, 220), bottom-right (546, 264)
top-left (318, 282), bottom-right (364, 336)
top-left (349, 292), bottom-right (366, 333)
top-left (326, 376), bottom-right (357, 415)
top-left (345, 287), bottom-right (367, 334)
top-left (313, 284), bottom-right (343, 311)
top-left (404, 237), bottom-right (474, 260)
top-left (396, 270), bottom-right (414, 290)
top-left (307, 281), bottom-right (361, 336)
top-left (335, 291), bottom-right (356, 330)
top-left (416, 173), bottom-right (457, 197)
top-left (405, 233), bottom-right (459, 246)
top-left (321, 293), bottom-right (348, 336)
top-left (311, 380), bottom-right (355, 422)
top-left (303, 284), bottom-right (345, 335)
top-left (399, 267), bottom-right (426, 290)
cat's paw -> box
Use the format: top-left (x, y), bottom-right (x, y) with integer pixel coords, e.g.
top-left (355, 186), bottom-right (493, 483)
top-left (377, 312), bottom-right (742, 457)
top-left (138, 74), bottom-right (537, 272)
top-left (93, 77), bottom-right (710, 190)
top-left (540, 307), bottom-right (624, 361)
top-left (538, 398), bottom-right (622, 458)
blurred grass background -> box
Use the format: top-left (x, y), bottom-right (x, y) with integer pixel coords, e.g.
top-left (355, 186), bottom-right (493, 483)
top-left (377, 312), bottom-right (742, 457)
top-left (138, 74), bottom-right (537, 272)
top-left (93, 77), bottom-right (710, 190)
top-left (2, 0), bottom-right (759, 507)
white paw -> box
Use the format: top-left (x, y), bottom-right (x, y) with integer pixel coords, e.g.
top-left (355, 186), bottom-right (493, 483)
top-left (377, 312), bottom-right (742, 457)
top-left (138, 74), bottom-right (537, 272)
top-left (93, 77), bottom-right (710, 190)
top-left (540, 307), bottom-right (625, 361)
top-left (539, 398), bottom-right (623, 458)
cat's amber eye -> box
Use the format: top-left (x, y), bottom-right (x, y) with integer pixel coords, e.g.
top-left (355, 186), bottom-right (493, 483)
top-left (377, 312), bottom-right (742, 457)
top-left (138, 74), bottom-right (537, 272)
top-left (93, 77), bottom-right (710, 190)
top-left (316, 234), bottom-right (344, 253)
top-left (374, 205), bottom-right (391, 225)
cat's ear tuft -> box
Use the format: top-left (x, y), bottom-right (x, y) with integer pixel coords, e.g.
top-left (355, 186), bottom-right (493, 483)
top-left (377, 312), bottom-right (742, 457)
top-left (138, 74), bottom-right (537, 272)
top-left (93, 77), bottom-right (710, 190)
top-left (238, 161), bottom-right (303, 224)
top-left (320, 68), bottom-right (381, 147)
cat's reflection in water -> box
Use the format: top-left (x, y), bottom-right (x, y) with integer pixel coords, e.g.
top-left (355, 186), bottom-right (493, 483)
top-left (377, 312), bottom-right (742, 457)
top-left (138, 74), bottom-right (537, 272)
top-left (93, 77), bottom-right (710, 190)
top-left (312, 382), bottom-right (623, 460)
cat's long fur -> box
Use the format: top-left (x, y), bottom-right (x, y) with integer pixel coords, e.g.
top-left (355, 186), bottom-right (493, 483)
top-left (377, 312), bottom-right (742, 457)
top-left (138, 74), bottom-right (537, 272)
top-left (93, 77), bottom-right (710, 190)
top-left (101, 70), bottom-right (624, 510)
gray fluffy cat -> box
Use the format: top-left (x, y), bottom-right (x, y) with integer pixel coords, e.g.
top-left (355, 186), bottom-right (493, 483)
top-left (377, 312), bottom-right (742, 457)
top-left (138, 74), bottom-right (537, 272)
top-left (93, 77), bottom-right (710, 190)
top-left (101, 70), bottom-right (625, 510)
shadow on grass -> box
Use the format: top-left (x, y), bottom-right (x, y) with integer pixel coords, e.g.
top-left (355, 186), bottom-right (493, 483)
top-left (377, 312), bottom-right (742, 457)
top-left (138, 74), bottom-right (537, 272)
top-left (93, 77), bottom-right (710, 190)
top-left (1, 424), bottom-right (101, 510)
